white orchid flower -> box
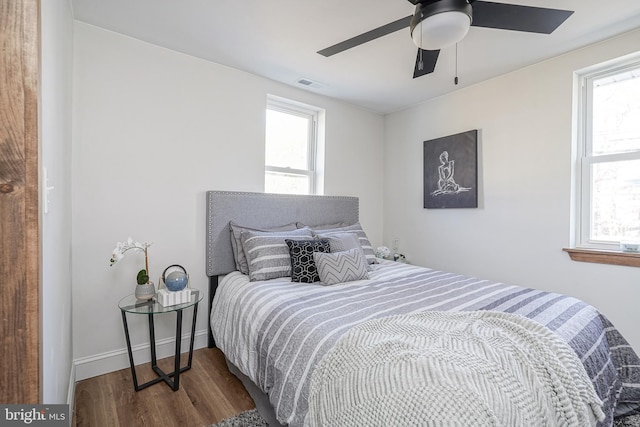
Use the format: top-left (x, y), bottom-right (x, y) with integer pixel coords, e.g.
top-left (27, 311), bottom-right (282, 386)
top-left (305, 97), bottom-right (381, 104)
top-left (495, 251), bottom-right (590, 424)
top-left (109, 237), bottom-right (153, 270)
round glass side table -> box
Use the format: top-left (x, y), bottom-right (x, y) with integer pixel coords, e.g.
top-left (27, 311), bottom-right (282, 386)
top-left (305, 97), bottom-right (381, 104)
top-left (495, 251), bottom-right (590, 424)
top-left (118, 290), bottom-right (203, 391)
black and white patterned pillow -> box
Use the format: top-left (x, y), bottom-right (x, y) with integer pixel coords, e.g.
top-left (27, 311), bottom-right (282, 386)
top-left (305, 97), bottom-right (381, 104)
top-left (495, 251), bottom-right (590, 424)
top-left (286, 239), bottom-right (330, 283)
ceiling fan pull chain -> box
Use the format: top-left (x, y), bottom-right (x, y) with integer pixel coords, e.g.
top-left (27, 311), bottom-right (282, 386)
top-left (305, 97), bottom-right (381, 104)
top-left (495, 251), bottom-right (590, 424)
top-left (418, 15), bottom-right (424, 71)
top-left (454, 43), bottom-right (459, 85)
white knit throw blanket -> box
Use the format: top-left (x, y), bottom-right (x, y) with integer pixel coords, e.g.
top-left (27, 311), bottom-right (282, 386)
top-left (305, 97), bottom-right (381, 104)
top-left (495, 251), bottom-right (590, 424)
top-left (307, 311), bottom-right (605, 427)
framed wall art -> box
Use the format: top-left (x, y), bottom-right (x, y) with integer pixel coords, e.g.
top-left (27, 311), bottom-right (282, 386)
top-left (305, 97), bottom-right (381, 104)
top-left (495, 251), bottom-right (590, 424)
top-left (423, 129), bottom-right (478, 209)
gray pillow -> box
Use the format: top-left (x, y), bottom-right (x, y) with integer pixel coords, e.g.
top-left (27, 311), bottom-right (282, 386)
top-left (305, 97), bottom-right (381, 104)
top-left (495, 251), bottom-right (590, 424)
top-left (241, 227), bottom-right (312, 281)
top-left (313, 248), bottom-right (370, 286)
top-left (311, 223), bottom-right (378, 265)
top-left (296, 222), bottom-right (346, 230)
top-left (315, 232), bottom-right (371, 271)
top-left (229, 221), bottom-right (297, 274)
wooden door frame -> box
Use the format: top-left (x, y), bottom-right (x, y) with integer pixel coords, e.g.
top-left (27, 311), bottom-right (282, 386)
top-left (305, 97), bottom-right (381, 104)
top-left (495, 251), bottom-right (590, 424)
top-left (0, 0), bottom-right (41, 403)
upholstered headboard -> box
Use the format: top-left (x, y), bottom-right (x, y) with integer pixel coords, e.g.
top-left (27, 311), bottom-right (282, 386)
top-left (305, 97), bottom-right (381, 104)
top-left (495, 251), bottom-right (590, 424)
top-left (205, 191), bottom-right (360, 277)
top-left (206, 191), bottom-right (360, 348)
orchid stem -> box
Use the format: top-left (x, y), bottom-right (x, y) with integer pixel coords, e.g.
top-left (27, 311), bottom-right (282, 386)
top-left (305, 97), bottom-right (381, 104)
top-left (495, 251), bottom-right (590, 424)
top-left (144, 247), bottom-right (150, 283)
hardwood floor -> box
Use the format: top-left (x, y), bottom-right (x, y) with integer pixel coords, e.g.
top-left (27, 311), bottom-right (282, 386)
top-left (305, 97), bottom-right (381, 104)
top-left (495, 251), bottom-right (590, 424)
top-left (73, 348), bottom-right (255, 427)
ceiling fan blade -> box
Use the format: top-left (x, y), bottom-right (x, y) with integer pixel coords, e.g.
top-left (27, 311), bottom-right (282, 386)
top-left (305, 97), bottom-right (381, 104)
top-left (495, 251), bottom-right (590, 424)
top-left (413, 49), bottom-right (439, 78)
top-left (318, 15), bottom-right (412, 57)
top-left (471, 1), bottom-right (573, 34)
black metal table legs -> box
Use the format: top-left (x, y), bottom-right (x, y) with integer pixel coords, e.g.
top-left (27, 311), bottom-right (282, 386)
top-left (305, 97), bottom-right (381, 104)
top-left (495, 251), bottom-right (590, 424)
top-left (121, 302), bottom-right (199, 391)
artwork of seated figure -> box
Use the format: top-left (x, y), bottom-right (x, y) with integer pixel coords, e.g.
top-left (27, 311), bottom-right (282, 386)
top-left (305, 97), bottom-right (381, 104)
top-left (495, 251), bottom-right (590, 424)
top-left (432, 151), bottom-right (470, 196)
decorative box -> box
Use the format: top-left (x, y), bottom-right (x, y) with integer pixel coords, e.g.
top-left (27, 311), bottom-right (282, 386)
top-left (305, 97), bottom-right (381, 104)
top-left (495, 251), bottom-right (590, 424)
top-left (157, 289), bottom-right (192, 307)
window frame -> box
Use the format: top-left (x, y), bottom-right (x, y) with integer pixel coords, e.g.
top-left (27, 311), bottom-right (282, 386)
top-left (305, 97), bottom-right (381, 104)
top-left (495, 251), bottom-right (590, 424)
top-left (574, 55), bottom-right (640, 251)
top-left (265, 96), bottom-right (321, 195)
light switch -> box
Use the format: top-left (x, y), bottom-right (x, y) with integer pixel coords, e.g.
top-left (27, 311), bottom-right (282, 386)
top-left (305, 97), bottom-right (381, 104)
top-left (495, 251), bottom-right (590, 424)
top-left (43, 166), bottom-right (55, 214)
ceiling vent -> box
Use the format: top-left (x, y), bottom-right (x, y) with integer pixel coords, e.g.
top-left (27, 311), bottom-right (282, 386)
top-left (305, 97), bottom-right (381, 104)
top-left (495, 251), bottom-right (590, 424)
top-left (296, 78), bottom-right (325, 89)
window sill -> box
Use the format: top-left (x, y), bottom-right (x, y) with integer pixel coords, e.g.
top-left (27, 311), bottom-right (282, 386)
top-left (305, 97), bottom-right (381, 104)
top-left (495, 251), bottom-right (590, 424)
top-left (563, 248), bottom-right (640, 267)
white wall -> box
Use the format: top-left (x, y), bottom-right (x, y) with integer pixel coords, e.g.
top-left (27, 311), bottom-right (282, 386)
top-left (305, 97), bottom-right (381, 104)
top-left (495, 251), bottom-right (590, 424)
top-left (383, 29), bottom-right (640, 351)
top-left (41, 0), bottom-right (74, 404)
top-left (71, 23), bottom-right (384, 379)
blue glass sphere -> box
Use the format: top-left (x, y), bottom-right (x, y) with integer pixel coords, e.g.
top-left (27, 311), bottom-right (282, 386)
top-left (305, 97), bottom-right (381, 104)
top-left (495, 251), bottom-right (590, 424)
top-left (165, 271), bottom-right (188, 292)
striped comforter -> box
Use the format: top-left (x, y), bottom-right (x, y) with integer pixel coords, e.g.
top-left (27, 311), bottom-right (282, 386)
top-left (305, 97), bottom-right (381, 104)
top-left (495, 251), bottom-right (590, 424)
top-left (210, 261), bottom-right (640, 427)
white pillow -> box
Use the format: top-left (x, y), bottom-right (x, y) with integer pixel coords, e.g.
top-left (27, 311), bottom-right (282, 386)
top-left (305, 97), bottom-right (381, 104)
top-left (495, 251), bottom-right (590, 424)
top-left (313, 248), bottom-right (369, 286)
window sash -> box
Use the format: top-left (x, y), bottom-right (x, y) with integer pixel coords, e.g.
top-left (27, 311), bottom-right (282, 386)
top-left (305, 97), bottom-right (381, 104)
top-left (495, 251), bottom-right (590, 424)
top-left (265, 169), bottom-right (312, 195)
top-left (265, 165), bottom-right (314, 177)
top-left (576, 58), bottom-right (640, 249)
top-left (265, 97), bottom-right (319, 195)
top-left (579, 154), bottom-right (640, 247)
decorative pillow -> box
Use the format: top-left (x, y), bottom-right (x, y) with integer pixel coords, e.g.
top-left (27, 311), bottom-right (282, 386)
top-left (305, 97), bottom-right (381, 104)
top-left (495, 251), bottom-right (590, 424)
top-left (229, 221), bottom-right (297, 274)
top-left (311, 223), bottom-right (378, 265)
top-left (296, 222), bottom-right (347, 230)
top-left (316, 232), bottom-right (371, 271)
top-left (240, 228), bottom-right (312, 281)
top-left (314, 248), bottom-right (370, 286)
top-left (286, 239), bottom-right (330, 283)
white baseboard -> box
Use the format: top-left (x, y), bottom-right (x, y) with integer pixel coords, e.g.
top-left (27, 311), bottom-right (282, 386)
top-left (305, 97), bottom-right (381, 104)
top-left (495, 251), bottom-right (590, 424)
top-left (73, 329), bottom-right (209, 382)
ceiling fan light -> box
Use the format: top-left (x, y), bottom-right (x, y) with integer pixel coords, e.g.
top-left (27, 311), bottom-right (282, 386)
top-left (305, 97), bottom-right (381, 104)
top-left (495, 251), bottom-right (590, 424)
top-left (412, 11), bottom-right (471, 50)
top-left (410, 0), bottom-right (473, 51)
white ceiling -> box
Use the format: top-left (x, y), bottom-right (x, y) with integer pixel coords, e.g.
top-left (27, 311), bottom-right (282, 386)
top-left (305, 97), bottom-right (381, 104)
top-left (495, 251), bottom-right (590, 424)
top-left (72, 0), bottom-right (640, 114)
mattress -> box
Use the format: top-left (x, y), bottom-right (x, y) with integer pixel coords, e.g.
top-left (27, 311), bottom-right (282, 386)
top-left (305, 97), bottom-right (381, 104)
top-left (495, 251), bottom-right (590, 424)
top-left (210, 260), bottom-right (640, 427)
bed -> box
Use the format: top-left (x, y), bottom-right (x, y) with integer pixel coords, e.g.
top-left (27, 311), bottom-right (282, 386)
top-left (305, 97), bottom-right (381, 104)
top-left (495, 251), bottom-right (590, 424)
top-left (206, 190), bottom-right (640, 427)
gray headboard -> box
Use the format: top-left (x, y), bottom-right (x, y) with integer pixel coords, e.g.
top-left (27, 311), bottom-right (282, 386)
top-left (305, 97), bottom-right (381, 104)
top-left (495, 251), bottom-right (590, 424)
top-left (205, 191), bottom-right (359, 277)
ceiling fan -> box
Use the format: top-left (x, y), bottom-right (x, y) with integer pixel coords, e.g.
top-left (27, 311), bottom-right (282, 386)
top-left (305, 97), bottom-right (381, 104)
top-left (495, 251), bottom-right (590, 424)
top-left (317, 0), bottom-right (574, 79)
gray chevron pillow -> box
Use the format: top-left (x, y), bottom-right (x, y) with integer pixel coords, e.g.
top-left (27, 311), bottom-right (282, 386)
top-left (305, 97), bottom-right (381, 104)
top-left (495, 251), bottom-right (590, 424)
top-left (313, 248), bottom-right (369, 286)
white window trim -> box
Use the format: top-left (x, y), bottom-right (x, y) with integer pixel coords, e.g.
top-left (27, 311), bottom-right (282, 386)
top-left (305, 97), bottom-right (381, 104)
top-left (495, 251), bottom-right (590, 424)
top-left (265, 95), bottom-right (322, 195)
top-left (574, 53), bottom-right (640, 250)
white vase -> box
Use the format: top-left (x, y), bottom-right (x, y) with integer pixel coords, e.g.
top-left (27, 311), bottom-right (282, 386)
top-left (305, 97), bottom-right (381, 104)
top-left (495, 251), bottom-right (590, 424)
top-left (135, 281), bottom-right (155, 300)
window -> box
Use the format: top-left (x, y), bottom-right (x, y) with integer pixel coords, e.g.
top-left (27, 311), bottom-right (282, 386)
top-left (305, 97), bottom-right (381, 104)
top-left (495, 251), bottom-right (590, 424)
top-left (265, 96), bottom-right (324, 195)
top-left (574, 56), bottom-right (640, 250)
